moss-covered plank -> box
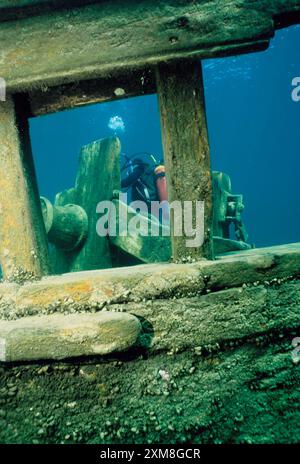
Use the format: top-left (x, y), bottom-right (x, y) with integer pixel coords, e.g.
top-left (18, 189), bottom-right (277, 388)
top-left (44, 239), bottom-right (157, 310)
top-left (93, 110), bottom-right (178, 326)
top-left (1, 1), bottom-right (300, 91)
top-left (109, 199), bottom-right (172, 264)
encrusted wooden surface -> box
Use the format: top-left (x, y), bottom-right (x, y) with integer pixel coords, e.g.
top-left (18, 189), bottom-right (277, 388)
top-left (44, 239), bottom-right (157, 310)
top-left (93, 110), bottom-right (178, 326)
top-left (0, 95), bottom-right (49, 280)
top-left (1, 1), bottom-right (300, 91)
top-left (0, 312), bottom-right (141, 362)
top-left (0, 244), bottom-right (299, 325)
top-left (51, 137), bottom-right (121, 273)
top-left (156, 61), bottom-right (213, 260)
top-left (0, 281), bottom-right (299, 444)
top-left (0, 243), bottom-right (298, 442)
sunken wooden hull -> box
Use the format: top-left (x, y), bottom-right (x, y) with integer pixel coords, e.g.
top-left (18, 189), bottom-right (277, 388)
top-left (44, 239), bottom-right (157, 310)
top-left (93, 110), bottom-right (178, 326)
top-left (0, 0), bottom-right (299, 445)
top-left (0, 244), bottom-right (299, 443)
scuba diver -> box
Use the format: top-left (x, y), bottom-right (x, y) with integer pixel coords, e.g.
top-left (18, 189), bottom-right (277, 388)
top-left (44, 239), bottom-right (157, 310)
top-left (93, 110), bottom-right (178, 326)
top-left (121, 152), bottom-right (169, 222)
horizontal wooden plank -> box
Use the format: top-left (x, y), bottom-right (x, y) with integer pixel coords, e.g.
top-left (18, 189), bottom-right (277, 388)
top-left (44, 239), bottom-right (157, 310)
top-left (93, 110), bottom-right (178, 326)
top-left (0, 276), bottom-right (299, 360)
top-left (1, 0), bottom-right (300, 92)
top-left (0, 311), bottom-right (141, 362)
top-left (120, 281), bottom-right (300, 353)
top-left (0, 243), bottom-right (299, 321)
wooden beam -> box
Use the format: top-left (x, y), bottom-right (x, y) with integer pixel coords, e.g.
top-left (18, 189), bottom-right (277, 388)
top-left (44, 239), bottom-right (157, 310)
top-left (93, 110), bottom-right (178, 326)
top-left (29, 71), bottom-right (155, 117)
top-left (0, 245), bottom-right (299, 358)
top-left (72, 137), bottom-right (121, 271)
top-left (51, 137), bottom-right (121, 273)
top-left (0, 243), bottom-right (298, 316)
top-left (156, 60), bottom-right (213, 261)
top-left (1, 1), bottom-right (300, 92)
top-left (0, 95), bottom-right (50, 281)
top-left (0, 311), bottom-right (141, 362)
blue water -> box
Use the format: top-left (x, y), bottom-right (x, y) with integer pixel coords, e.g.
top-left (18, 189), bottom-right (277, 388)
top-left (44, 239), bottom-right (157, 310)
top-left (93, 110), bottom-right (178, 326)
top-left (29, 25), bottom-right (300, 249)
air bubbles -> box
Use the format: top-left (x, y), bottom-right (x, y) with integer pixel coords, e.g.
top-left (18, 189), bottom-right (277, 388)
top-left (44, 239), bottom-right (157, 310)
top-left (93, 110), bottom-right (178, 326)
top-left (108, 115), bottom-right (125, 133)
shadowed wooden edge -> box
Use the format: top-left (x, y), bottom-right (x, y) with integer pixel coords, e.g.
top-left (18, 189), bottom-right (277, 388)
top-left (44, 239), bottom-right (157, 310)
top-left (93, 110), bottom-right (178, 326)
top-left (29, 70), bottom-right (155, 117)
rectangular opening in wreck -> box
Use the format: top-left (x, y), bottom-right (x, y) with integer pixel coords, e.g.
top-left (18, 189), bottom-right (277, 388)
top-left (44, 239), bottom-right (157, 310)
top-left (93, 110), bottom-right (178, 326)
top-left (0, 6), bottom-right (299, 284)
top-left (28, 88), bottom-right (171, 274)
top-left (203, 25), bottom-right (300, 250)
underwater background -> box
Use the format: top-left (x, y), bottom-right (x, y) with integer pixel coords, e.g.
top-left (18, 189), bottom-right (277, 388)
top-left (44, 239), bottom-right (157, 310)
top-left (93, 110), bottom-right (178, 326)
top-left (29, 25), bottom-right (300, 249)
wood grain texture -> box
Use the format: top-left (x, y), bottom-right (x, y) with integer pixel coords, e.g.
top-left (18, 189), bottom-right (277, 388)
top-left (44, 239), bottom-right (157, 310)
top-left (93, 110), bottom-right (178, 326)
top-left (1, 1), bottom-right (300, 91)
top-left (0, 243), bottom-right (299, 320)
top-left (156, 61), bottom-right (213, 260)
top-left (70, 137), bottom-right (121, 272)
top-left (46, 138), bottom-right (120, 274)
top-left (0, 95), bottom-right (49, 281)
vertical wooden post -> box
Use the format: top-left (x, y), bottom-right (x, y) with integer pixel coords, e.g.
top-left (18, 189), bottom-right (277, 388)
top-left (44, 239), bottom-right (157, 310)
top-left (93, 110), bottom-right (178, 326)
top-left (156, 60), bottom-right (213, 261)
top-left (71, 137), bottom-right (121, 272)
top-left (0, 95), bottom-right (50, 280)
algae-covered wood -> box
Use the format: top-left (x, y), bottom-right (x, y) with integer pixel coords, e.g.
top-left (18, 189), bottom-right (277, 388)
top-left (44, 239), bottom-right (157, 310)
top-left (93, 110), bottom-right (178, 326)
top-left (72, 137), bottom-right (121, 271)
top-left (1, 1), bottom-right (300, 91)
top-left (109, 200), bottom-right (172, 265)
top-left (49, 138), bottom-right (121, 273)
top-left (0, 330), bottom-right (298, 444)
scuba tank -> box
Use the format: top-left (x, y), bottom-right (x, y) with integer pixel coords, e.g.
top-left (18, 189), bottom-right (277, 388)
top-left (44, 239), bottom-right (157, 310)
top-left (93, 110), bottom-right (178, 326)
top-left (154, 164), bottom-right (168, 202)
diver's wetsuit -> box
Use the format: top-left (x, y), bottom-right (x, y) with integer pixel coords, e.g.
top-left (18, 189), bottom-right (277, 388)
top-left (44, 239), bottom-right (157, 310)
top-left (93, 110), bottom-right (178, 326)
top-left (121, 164), bottom-right (144, 190)
top-left (121, 162), bottom-right (158, 205)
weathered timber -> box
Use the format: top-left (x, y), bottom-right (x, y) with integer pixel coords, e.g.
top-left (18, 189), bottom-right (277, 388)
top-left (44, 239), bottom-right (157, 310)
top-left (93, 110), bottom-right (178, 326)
top-left (213, 237), bottom-right (251, 254)
top-left (1, 1), bottom-right (300, 91)
top-left (46, 138), bottom-right (120, 274)
top-left (0, 244), bottom-right (299, 321)
top-left (40, 196), bottom-right (88, 251)
top-left (123, 282), bottom-right (300, 353)
top-left (71, 137), bottom-right (121, 272)
top-left (108, 201), bottom-right (250, 265)
top-left (109, 199), bottom-right (172, 264)
top-left (0, 280), bottom-right (299, 359)
top-left (0, 95), bottom-right (49, 281)
top-left (0, 311), bottom-right (141, 362)
top-left (50, 188), bottom-right (78, 274)
top-left (29, 71), bottom-right (155, 117)
top-left (156, 61), bottom-right (213, 261)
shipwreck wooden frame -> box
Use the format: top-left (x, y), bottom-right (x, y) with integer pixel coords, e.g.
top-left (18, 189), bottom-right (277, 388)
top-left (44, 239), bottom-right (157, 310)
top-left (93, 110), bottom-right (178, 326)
top-left (0, 1), bottom-right (300, 306)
